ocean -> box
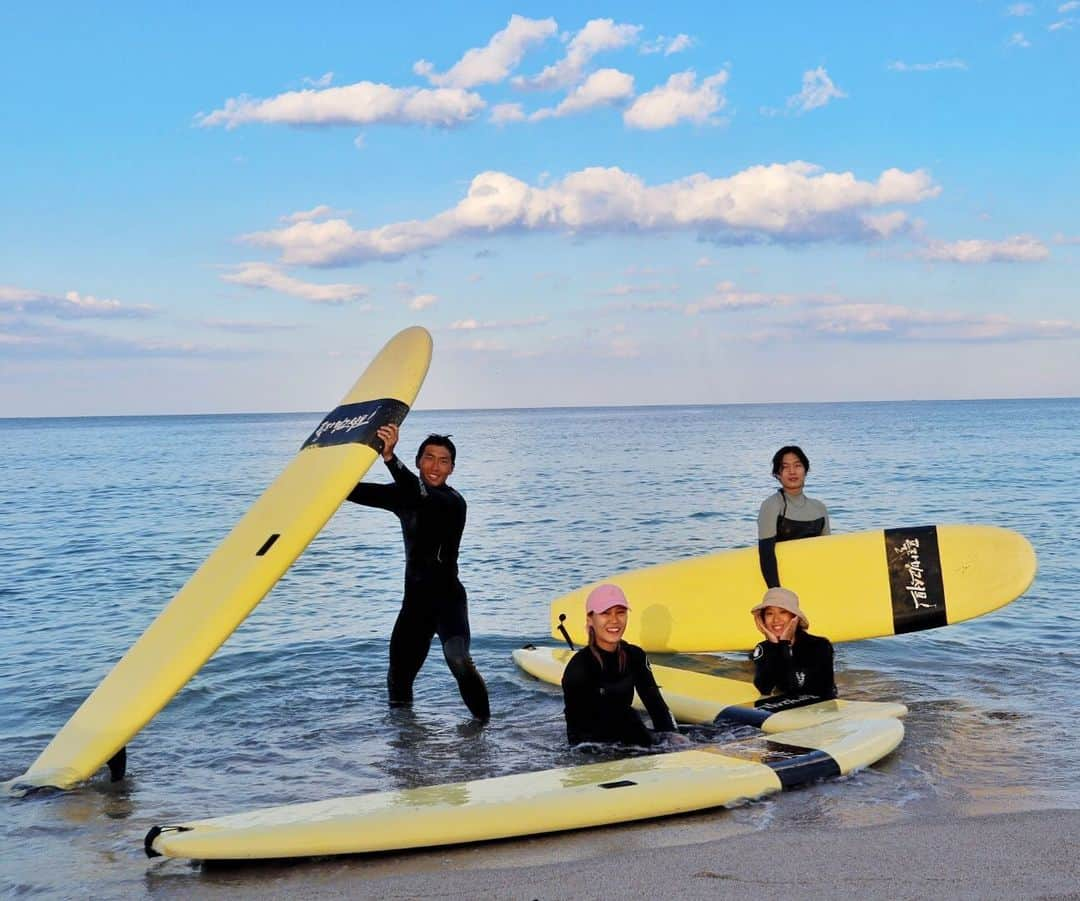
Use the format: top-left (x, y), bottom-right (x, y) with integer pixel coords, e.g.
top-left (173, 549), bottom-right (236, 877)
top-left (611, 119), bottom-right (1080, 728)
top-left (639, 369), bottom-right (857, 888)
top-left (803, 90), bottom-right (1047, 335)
top-left (1, 399), bottom-right (1077, 897)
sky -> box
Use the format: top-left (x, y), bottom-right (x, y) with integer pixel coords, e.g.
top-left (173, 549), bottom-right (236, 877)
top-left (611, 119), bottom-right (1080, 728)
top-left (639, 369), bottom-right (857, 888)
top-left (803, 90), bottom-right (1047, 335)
top-left (2, 1), bottom-right (1078, 416)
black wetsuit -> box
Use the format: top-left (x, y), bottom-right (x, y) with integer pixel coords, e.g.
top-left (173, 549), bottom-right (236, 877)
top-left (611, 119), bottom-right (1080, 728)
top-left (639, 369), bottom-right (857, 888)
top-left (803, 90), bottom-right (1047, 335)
top-left (751, 631), bottom-right (836, 700)
top-left (347, 454), bottom-right (490, 720)
top-left (561, 642), bottom-right (677, 746)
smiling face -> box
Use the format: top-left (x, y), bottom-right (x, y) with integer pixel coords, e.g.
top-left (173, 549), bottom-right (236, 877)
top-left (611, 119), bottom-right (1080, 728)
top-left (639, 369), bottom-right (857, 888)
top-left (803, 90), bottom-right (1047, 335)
top-left (776, 452), bottom-right (807, 494)
top-left (761, 605), bottom-right (797, 639)
top-left (588, 605), bottom-right (628, 652)
top-left (417, 443), bottom-right (454, 488)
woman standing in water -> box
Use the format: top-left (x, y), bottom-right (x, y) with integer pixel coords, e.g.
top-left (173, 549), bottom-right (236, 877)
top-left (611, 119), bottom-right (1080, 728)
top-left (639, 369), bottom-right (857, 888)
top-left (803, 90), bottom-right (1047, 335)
top-left (757, 445), bottom-right (830, 588)
top-left (561, 584), bottom-right (687, 748)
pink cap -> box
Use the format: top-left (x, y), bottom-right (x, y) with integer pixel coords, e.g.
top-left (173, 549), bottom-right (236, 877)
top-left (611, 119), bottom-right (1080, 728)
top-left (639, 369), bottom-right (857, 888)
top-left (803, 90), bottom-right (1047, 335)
top-left (585, 583), bottom-right (631, 615)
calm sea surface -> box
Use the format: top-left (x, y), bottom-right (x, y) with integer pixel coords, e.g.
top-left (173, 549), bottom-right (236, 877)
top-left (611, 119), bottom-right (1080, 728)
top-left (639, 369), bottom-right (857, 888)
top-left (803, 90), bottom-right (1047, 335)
top-left (1, 400), bottom-right (1077, 897)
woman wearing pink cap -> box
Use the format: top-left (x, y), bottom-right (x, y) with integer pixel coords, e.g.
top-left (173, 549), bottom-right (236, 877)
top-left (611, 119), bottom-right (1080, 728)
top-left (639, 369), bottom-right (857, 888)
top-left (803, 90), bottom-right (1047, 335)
top-left (560, 584), bottom-right (686, 747)
top-left (750, 587), bottom-right (836, 700)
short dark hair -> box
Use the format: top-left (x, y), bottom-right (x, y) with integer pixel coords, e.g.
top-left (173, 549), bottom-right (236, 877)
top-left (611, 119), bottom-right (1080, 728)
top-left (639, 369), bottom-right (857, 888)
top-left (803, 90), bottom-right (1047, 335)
top-left (772, 445), bottom-right (810, 477)
top-left (416, 434), bottom-right (456, 466)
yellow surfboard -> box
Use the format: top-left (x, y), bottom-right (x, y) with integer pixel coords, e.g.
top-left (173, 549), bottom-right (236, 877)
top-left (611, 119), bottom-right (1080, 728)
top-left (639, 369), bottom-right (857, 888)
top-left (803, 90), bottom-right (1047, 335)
top-left (513, 646), bottom-right (907, 732)
top-left (550, 525), bottom-right (1036, 653)
top-left (145, 717), bottom-right (904, 860)
top-left (6, 327), bottom-right (433, 794)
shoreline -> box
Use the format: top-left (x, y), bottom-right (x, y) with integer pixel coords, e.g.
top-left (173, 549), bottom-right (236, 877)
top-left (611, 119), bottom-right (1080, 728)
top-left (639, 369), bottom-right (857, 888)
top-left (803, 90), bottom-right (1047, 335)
top-left (154, 808), bottom-right (1080, 900)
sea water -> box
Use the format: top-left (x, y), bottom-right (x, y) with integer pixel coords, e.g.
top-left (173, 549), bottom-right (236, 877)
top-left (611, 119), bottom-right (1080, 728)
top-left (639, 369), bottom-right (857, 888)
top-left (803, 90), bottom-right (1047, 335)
top-left (1, 399), bottom-right (1077, 896)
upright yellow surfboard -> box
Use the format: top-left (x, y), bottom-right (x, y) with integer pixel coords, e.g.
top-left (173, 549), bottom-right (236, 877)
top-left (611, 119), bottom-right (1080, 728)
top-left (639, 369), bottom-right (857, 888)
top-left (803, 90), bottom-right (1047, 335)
top-left (8, 327), bottom-right (433, 793)
top-left (550, 525), bottom-right (1036, 653)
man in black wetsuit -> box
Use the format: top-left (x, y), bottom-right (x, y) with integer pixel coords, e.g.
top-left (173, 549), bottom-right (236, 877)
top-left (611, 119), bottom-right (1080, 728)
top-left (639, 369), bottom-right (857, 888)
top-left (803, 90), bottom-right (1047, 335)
top-left (347, 423), bottom-right (490, 721)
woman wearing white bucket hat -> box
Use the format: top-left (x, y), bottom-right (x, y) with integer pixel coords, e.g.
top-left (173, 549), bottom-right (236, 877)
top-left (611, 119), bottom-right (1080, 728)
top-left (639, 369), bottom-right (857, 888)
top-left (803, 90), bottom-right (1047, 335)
top-left (750, 587), bottom-right (836, 700)
top-left (561, 584), bottom-right (688, 748)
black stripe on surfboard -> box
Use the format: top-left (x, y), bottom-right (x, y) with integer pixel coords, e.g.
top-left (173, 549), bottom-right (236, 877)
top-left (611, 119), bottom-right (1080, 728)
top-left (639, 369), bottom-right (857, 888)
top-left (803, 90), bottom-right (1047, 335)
top-left (300, 398), bottom-right (410, 451)
top-left (714, 693), bottom-right (824, 728)
top-left (760, 743), bottom-right (842, 789)
top-left (884, 525), bottom-right (948, 634)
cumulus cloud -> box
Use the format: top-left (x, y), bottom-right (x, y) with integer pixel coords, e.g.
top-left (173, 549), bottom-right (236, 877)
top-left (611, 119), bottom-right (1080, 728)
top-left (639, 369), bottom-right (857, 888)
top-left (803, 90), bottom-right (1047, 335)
top-left (490, 102), bottom-right (526, 124)
top-left (514, 18), bottom-right (642, 90)
top-left (624, 70), bottom-right (728, 129)
top-left (787, 66), bottom-right (846, 113)
top-left (302, 72), bottom-right (334, 88)
top-left (686, 282), bottom-right (802, 315)
top-left (0, 286), bottom-right (156, 319)
top-left (198, 82), bottom-right (485, 129)
top-left (221, 263), bottom-right (371, 304)
top-left (918, 235), bottom-right (1049, 263)
top-left (244, 162), bottom-right (941, 266)
top-left (414, 15), bottom-right (557, 88)
top-left (408, 293), bottom-right (438, 310)
top-left (1008, 31), bottom-right (1033, 45)
top-left (531, 68), bottom-right (635, 119)
top-left (887, 59), bottom-right (968, 72)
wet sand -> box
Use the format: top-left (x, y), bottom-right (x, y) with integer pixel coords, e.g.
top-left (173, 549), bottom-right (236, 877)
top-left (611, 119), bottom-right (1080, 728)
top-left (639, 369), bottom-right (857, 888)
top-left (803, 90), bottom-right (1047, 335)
top-left (176, 808), bottom-right (1080, 900)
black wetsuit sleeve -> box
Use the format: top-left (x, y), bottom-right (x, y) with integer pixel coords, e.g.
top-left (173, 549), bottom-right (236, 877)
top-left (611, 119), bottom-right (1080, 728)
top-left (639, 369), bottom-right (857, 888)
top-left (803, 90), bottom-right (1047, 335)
top-left (752, 641), bottom-right (789, 694)
top-left (630, 649), bottom-right (676, 733)
top-left (561, 652), bottom-right (596, 744)
top-left (801, 637), bottom-right (836, 699)
top-left (346, 480), bottom-right (402, 511)
top-left (757, 537), bottom-right (780, 588)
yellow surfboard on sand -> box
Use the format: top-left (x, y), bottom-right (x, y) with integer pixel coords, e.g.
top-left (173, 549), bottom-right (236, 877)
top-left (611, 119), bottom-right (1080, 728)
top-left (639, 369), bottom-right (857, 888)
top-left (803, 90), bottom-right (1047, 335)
top-left (549, 525), bottom-right (1036, 653)
top-left (6, 327), bottom-right (433, 794)
top-left (145, 716), bottom-right (904, 861)
top-left (513, 645), bottom-right (907, 732)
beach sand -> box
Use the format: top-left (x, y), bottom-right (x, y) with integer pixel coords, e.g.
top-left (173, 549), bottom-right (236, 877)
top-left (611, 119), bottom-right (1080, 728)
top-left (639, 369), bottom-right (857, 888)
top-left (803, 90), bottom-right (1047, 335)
top-left (165, 808), bottom-right (1080, 900)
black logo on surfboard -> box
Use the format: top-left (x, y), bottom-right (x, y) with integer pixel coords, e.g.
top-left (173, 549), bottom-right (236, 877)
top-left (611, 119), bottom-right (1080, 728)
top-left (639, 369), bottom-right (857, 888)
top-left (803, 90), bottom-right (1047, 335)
top-left (300, 398), bottom-right (410, 451)
top-left (884, 525), bottom-right (947, 634)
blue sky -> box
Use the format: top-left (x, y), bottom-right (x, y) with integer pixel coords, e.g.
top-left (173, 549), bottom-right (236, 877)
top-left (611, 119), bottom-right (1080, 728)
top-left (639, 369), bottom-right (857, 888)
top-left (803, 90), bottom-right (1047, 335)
top-left (2, 2), bottom-right (1078, 416)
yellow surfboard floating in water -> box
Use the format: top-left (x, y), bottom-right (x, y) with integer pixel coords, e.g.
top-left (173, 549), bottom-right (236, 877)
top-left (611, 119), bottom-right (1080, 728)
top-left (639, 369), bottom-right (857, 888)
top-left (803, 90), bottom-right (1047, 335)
top-left (549, 525), bottom-right (1036, 653)
top-left (7, 327), bottom-right (433, 794)
top-left (145, 716), bottom-right (904, 861)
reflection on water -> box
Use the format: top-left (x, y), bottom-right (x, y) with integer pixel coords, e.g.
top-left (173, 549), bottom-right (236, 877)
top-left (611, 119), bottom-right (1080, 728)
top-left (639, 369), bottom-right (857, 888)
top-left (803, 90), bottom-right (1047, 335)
top-left (1, 400), bottom-right (1077, 895)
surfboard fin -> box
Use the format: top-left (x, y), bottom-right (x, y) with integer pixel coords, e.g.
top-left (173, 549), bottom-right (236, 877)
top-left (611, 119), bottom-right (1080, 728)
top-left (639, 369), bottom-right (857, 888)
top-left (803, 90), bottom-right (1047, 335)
top-left (107, 746), bottom-right (127, 782)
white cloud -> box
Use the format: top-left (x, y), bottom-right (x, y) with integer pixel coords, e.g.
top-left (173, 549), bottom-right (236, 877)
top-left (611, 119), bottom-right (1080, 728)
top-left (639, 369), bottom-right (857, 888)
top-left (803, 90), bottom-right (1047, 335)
top-left (800, 303), bottom-right (1079, 342)
top-left (686, 283), bottom-right (800, 315)
top-left (221, 263), bottom-right (370, 304)
top-left (302, 72), bottom-right (334, 88)
top-left (198, 82), bottom-right (485, 129)
top-left (514, 18), bottom-right (642, 90)
top-left (641, 33), bottom-right (694, 55)
top-left (0, 286), bottom-right (156, 319)
top-left (409, 293), bottom-right (438, 310)
top-left (245, 162), bottom-right (941, 266)
top-left (413, 15), bottom-right (557, 88)
top-left (1060, 1), bottom-right (1080, 10)
top-left (1007, 3), bottom-right (1035, 15)
top-left (887, 59), bottom-right (968, 72)
top-left (918, 235), bottom-right (1049, 263)
top-left (624, 70), bottom-right (728, 129)
top-left (1008, 31), bottom-right (1033, 45)
top-left (448, 316), bottom-right (547, 330)
top-left (531, 69), bottom-right (635, 120)
top-left (1053, 232), bottom-right (1080, 245)
top-left (787, 66), bottom-right (846, 113)
top-left (281, 205), bottom-right (347, 223)
top-left (490, 102), bottom-right (526, 124)
top-left (1048, 17), bottom-right (1077, 29)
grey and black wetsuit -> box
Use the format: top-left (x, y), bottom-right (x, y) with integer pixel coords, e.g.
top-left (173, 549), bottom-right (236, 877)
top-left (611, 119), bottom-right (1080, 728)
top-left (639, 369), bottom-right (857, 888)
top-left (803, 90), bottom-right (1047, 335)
top-left (757, 490), bottom-right (831, 588)
top-left (751, 631), bottom-right (836, 700)
top-left (561, 642), bottom-right (677, 746)
top-left (348, 454), bottom-right (490, 720)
